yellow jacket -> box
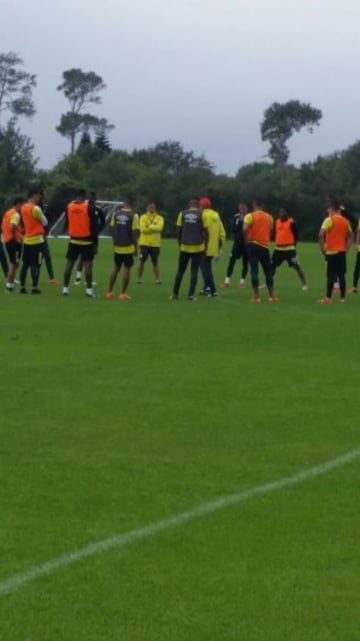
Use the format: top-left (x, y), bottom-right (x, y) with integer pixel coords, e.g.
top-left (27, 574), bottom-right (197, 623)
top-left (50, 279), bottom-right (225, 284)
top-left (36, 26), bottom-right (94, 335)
top-left (203, 208), bottom-right (226, 257)
top-left (139, 212), bottom-right (164, 247)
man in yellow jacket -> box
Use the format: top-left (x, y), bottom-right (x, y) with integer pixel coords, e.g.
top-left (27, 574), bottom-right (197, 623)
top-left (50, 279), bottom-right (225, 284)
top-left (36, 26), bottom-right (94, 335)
top-left (137, 202), bottom-right (164, 284)
top-left (199, 197), bottom-right (226, 296)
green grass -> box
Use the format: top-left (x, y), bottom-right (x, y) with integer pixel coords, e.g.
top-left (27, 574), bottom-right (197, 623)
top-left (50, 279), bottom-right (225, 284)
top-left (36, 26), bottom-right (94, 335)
top-left (1, 240), bottom-right (360, 641)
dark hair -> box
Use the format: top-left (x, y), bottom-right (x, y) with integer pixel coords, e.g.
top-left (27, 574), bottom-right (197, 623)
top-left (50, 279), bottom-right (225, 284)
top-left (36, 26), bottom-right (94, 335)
top-left (123, 195), bottom-right (134, 206)
top-left (28, 186), bottom-right (42, 198)
top-left (252, 198), bottom-right (264, 208)
top-left (13, 196), bottom-right (25, 206)
top-left (75, 188), bottom-right (87, 199)
top-left (330, 199), bottom-right (341, 210)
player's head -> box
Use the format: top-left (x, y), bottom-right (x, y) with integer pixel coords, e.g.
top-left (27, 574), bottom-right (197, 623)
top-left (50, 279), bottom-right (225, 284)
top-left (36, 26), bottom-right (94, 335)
top-left (252, 198), bottom-right (264, 211)
top-left (74, 188), bottom-right (87, 202)
top-left (238, 202), bottom-right (248, 215)
top-left (199, 197), bottom-right (211, 210)
top-left (329, 199), bottom-right (341, 213)
top-left (13, 196), bottom-right (25, 211)
top-left (189, 198), bottom-right (200, 209)
top-left (28, 186), bottom-right (42, 205)
top-left (89, 190), bottom-right (97, 201)
top-left (279, 207), bottom-right (288, 220)
top-left (147, 202), bottom-right (157, 213)
top-left (123, 196), bottom-right (134, 208)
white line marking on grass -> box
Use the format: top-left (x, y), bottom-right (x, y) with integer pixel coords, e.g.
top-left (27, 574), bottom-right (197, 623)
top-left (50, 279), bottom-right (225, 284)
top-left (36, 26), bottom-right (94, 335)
top-left (1, 448), bottom-right (359, 597)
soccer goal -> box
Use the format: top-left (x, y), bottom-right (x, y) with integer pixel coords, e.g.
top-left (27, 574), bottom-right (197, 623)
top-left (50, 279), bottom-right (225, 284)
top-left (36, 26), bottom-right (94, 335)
top-left (48, 201), bottom-right (123, 238)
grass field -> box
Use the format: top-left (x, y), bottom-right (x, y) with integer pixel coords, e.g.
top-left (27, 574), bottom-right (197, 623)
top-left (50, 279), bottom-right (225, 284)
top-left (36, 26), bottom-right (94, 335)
top-left (1, 239), bottom-right (360, 641)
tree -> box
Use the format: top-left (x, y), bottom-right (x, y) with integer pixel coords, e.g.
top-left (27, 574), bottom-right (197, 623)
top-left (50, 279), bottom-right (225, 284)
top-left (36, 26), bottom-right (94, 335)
top-left (0, 122), bottom-right (37, 205)
top-left (94, 132), bottom-right (112, 154)
top-left (57, 68), bottom-right (105, 115)
top-left (78, 130), bottom-right (92, 149)
top-left (50, 153), bottom-right (88, 183)
top-left (56, 112), bottom-right (93, 153)
top-left (86, 150), bottom-right (132, 196)
top-left (261, 100), bottom-right (322, 166)
top-left (56, 112), bottom-right (113, 155)
top-left (76, 119), bottom-right (114, 164)
top-left (0, 52), bottom-right (36, 132)
top-left (56, 68), bottom-right (113, 152)
top-left (93, 117), bottom-right (114, 153)
top-left (77, 129), bottom-right (96, 163)
top-left (132, 140), bottom-right (213, 174)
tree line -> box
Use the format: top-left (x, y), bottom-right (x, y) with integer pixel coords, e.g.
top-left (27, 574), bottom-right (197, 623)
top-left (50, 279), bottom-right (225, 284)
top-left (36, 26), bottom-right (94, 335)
top-left (0, 51), bottom-right (359, 239)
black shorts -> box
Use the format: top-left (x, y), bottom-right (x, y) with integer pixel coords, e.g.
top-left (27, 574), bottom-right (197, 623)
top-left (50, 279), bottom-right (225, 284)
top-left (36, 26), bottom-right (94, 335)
top-left (66, 242), bottom-right (95, 262)
top-left (22, 243), bottom-right (44, 267)
top-left (326, 252), bottom-right (346, 275)
top-left (139, 246), bottom-right (160, 264)
top-left (114, 253), bottom-right (134, 268)
top-left (5, 239), bottom-right (22, 264)
top-left (272, 249), bottom-right (298, 268)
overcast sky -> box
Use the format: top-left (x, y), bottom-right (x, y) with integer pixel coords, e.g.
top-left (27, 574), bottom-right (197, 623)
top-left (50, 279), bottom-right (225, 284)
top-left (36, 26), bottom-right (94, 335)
top-left (2, 0), bottom-right (360, 174)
